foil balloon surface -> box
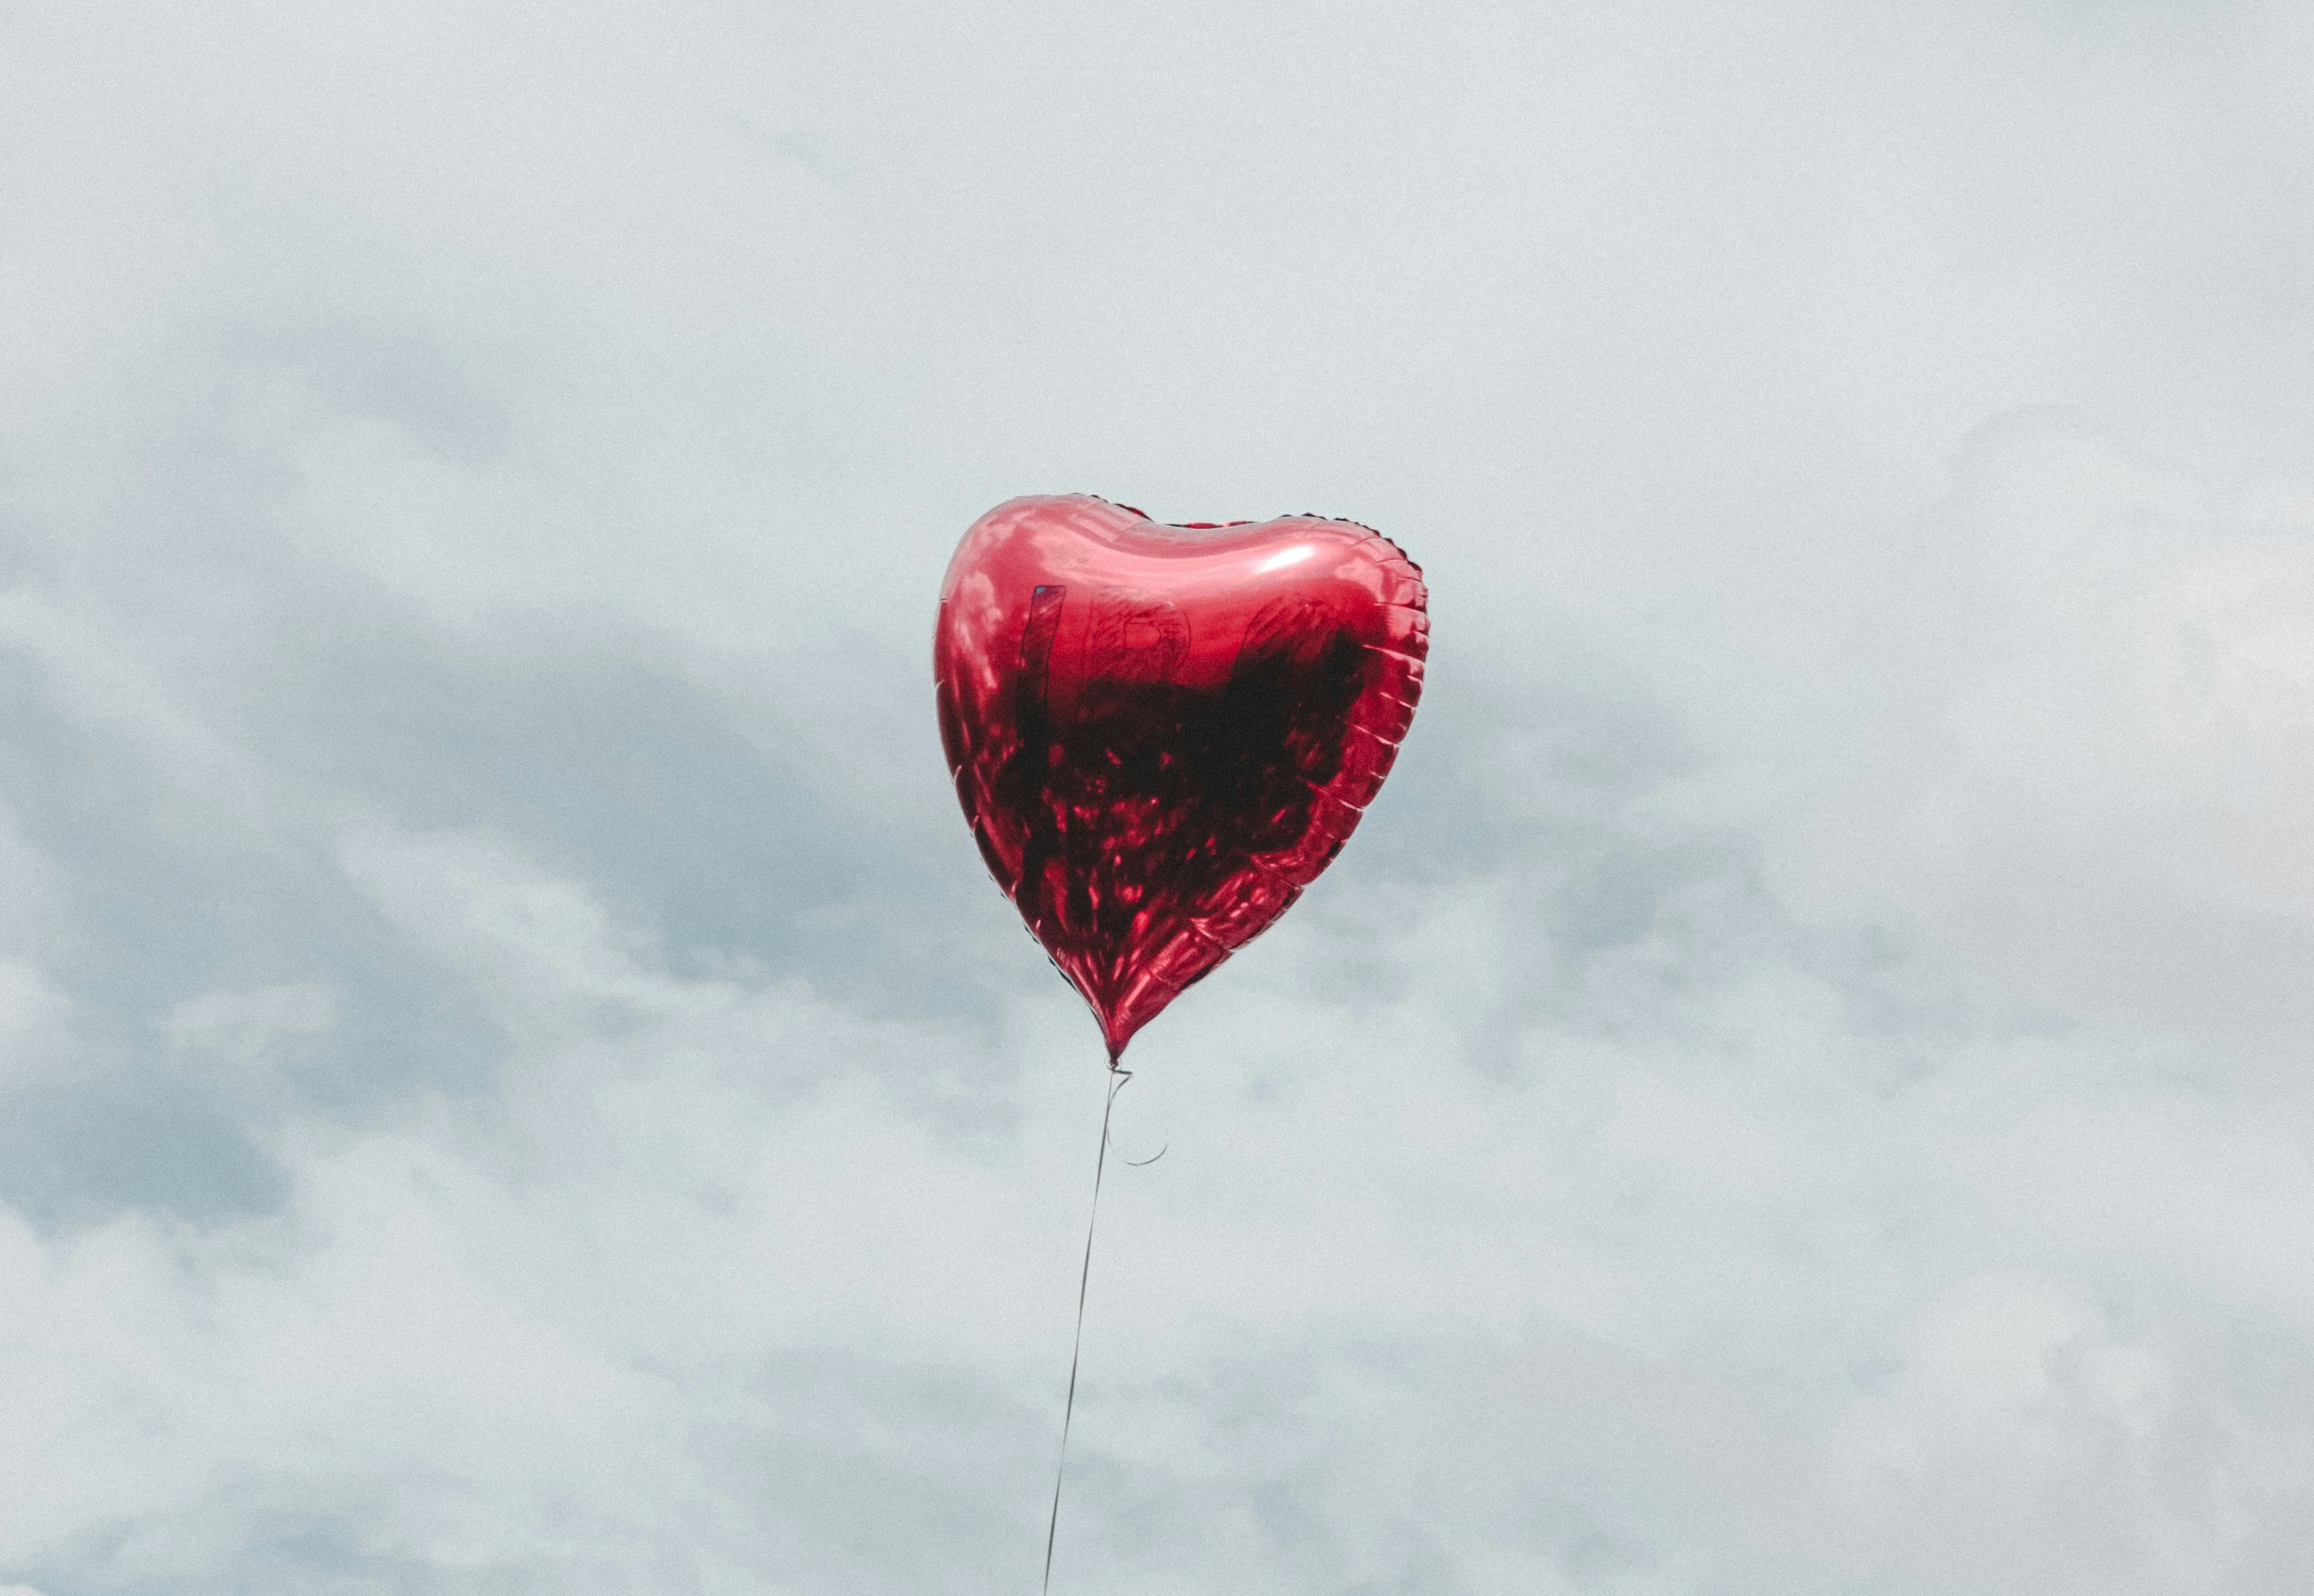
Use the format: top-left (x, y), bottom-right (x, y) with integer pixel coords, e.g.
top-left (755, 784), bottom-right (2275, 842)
top-left (935, 495), bottom-right (1428, 1062)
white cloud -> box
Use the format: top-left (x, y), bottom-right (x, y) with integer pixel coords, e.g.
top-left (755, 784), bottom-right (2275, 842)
top-left (163, 983), bottom-right (338, 1069)
top-left (0, 963), bottom-right (81, 1099)
top-left (1766, 411), bottom-right (2314, 1071)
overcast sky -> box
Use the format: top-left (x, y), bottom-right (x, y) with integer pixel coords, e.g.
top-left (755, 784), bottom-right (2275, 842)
top-left (5, 1), bottom-right (2314, 1591)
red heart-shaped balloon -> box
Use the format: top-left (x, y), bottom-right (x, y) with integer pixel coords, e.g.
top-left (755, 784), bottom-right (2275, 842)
top-left (935, 495), bottom-right (1428, 1061)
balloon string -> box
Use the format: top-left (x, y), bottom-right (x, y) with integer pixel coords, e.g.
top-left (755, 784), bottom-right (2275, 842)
top-left (1043, 1060), bottom-right (1129, 1594)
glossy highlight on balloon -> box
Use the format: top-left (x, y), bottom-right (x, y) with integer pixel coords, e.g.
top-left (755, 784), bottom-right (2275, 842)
top-left (934, 494), bottom-right (1428, 1060)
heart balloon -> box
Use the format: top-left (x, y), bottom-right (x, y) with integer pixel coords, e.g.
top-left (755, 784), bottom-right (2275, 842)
top-left (935, 494), bottom-right (1428, 1062)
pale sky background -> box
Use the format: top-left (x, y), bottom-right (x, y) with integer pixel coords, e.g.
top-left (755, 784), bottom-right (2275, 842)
top-left (4, 1), bottom-right (2314, 1591)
